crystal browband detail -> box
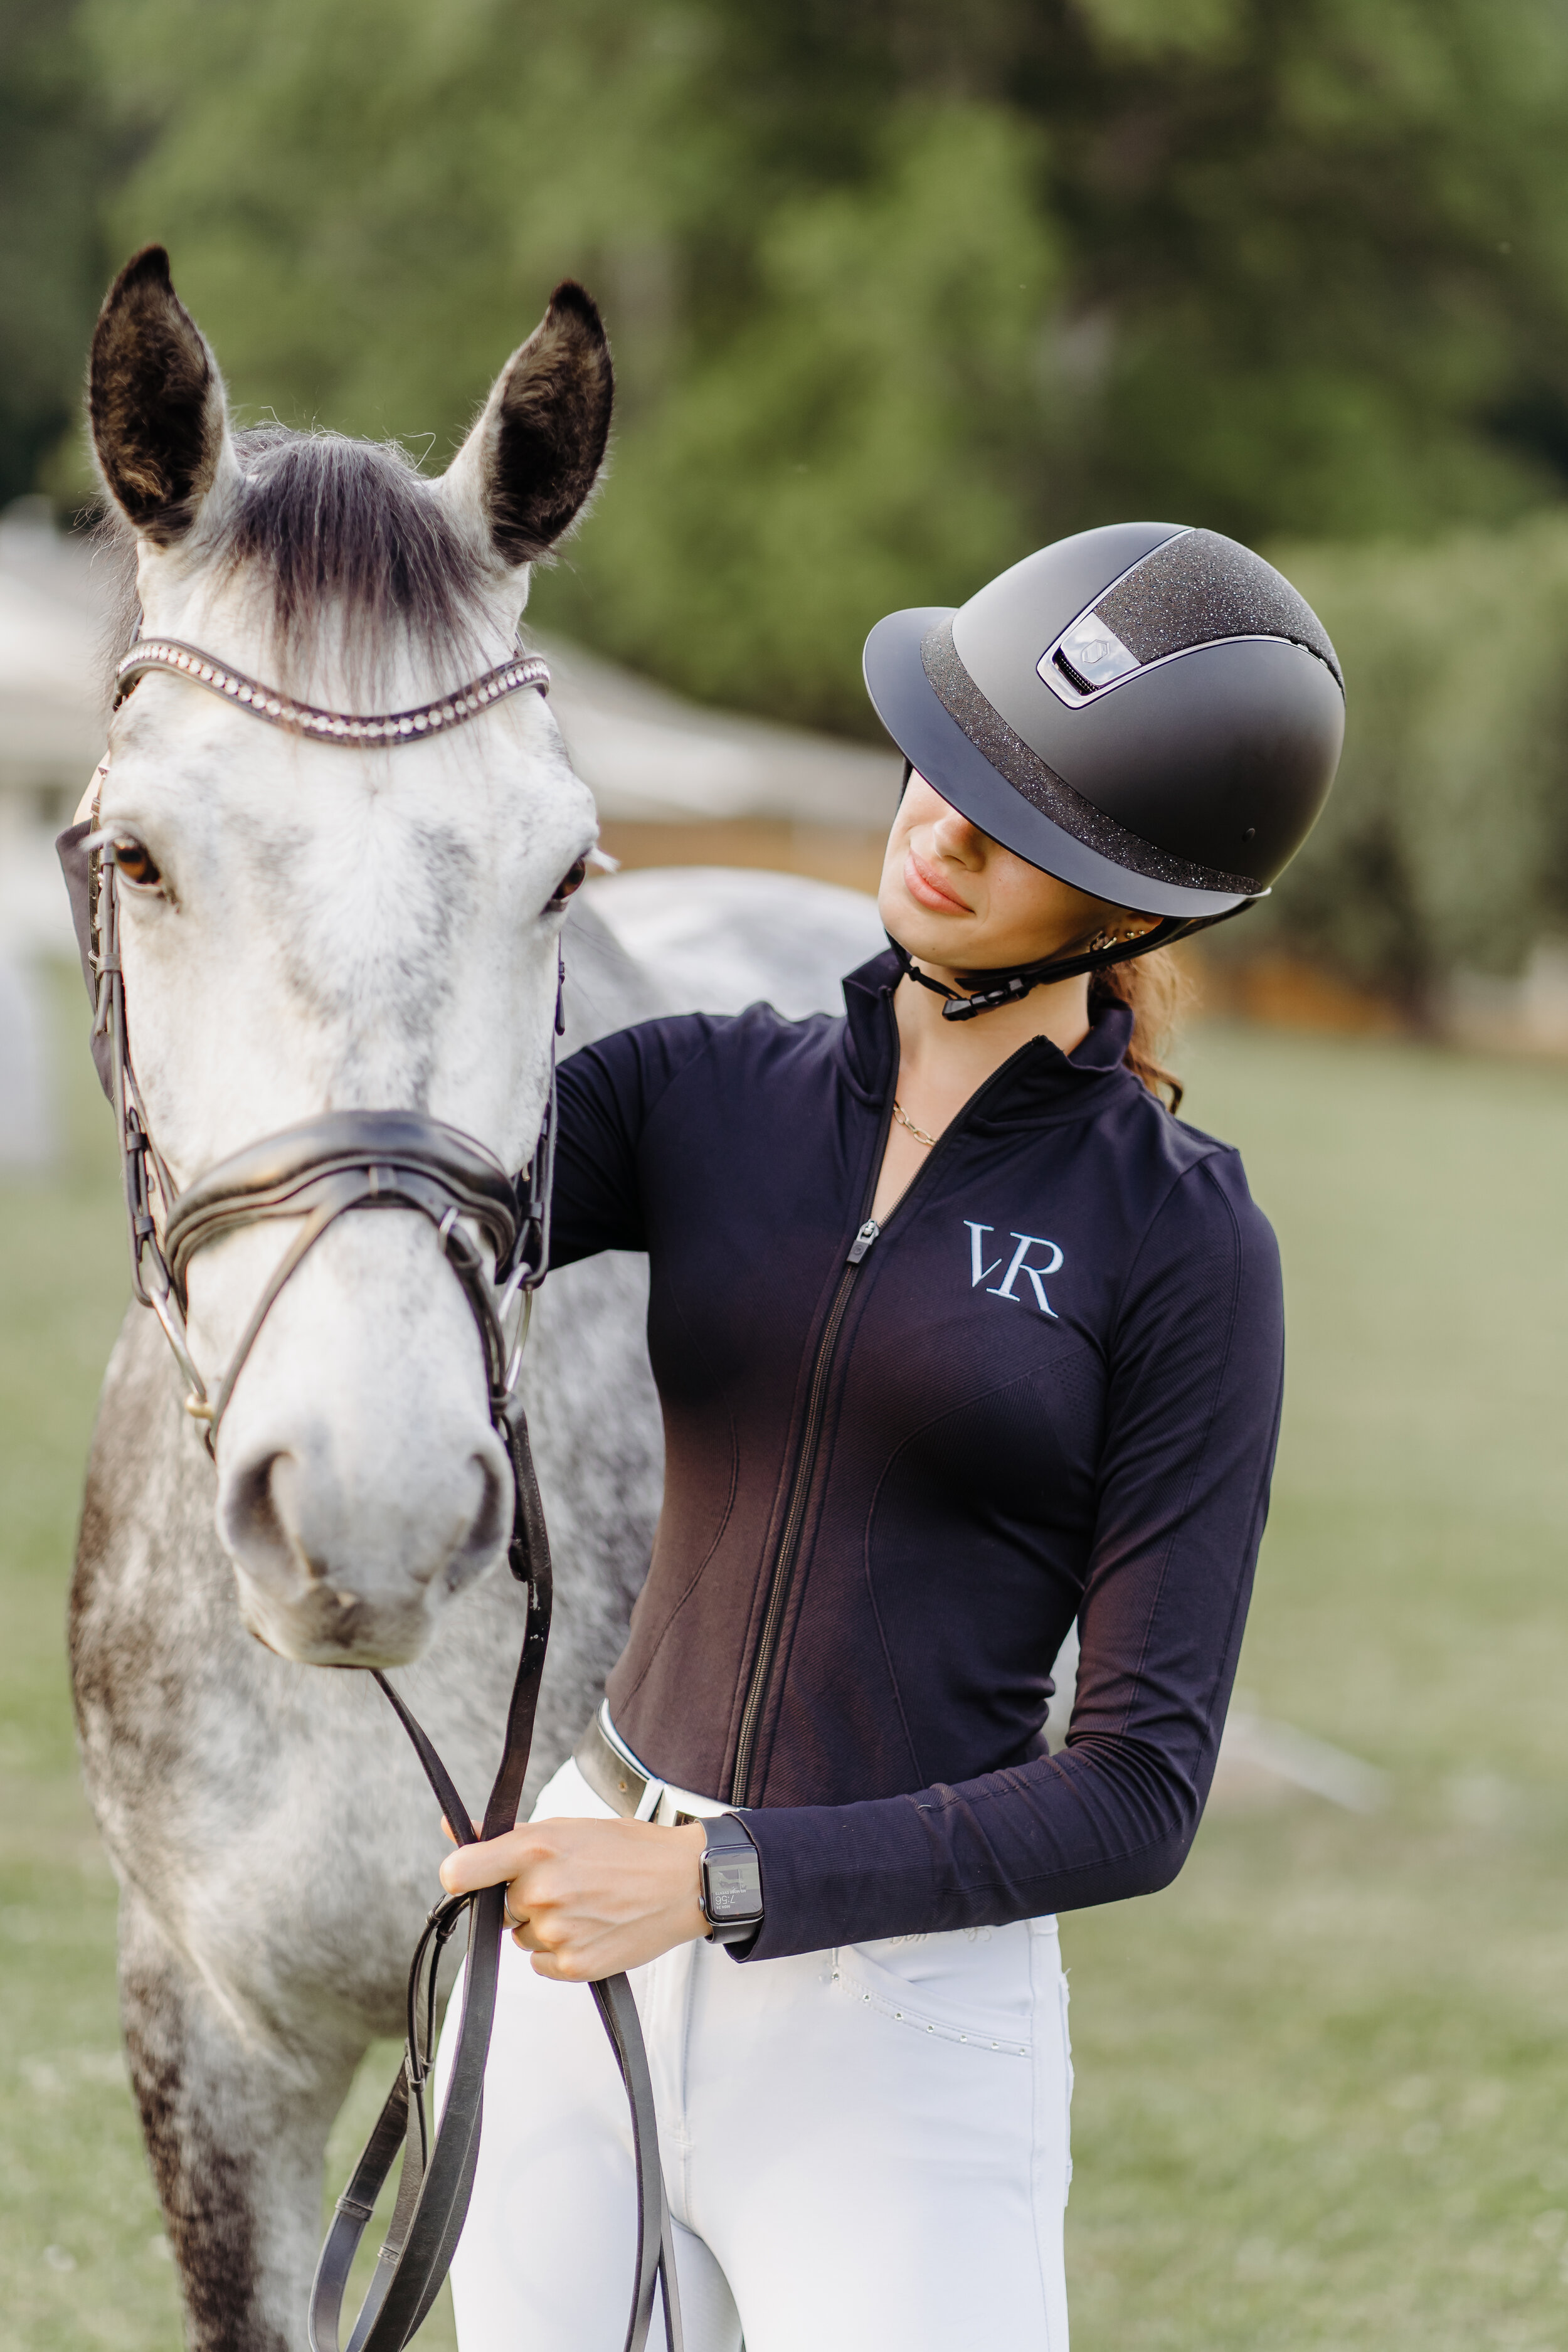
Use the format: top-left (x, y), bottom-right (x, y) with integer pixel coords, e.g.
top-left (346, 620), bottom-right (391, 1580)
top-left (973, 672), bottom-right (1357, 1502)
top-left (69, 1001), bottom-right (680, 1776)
top-left (111, 638), bottom-right (551, 744)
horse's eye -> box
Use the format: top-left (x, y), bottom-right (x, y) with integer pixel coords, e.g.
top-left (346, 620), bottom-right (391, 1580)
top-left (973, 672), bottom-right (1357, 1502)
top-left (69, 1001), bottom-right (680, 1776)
top-left (546, 858), bottom-right (587, 912)
top-left (112, 836), bottom-right (163, 889)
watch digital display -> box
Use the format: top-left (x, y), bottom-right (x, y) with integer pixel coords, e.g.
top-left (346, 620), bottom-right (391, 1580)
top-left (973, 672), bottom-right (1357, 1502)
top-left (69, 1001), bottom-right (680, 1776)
top-left (706, 1855), bottom-right (763, 1919)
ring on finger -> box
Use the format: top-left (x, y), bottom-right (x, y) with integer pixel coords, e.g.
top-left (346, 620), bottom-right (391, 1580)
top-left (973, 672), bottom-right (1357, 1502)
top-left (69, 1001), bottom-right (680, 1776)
top-left (502, 1886), bottom-right (525, 1930)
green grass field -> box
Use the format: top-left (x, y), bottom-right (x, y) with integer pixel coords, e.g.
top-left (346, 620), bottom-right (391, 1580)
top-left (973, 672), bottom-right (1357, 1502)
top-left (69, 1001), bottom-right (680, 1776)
top-left (3, 963), bottom-right (1566, 2349)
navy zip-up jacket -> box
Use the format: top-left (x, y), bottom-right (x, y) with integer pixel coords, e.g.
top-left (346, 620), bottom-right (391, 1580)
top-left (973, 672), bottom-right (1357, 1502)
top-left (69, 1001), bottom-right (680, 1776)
top-left (551, 950), bottom-right (1285, 1961)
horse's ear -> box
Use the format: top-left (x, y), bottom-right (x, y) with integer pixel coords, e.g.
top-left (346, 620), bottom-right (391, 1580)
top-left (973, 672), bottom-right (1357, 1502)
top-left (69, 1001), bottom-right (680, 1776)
top-left (89, 246), bottom-right (236, 545)
top-left (438, 281), bottom-right (613, 569)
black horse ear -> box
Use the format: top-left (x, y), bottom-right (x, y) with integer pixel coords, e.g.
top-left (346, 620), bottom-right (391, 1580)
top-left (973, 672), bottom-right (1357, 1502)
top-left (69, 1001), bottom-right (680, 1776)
top-left (439, 281), bottom-right (614, 568)
top-left (89, 246), bottom-right (234, 545)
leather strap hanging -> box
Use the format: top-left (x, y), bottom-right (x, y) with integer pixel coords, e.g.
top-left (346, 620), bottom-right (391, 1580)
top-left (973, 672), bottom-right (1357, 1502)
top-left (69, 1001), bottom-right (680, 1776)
top-left (308, 1405), bottom-right (684, 2352)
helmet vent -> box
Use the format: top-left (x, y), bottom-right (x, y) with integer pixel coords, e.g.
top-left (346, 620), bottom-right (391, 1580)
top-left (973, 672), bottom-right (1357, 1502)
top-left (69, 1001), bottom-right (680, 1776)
top-left (1054, 612), bottom-right (1140, 694)
top-left (1095, 528), bottom-right (1342, 687)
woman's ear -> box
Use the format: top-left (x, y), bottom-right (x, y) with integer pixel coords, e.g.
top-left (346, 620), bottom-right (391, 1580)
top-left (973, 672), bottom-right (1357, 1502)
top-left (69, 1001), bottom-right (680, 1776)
top-left (437, 280), bottom-right (614, 572)
top-left (89, 246), bottom-right (238, 546)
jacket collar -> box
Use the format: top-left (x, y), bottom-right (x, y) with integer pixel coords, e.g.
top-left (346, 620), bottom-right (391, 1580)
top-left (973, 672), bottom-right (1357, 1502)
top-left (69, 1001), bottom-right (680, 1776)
top-left (840, 948), bottom-right (1135, 1117)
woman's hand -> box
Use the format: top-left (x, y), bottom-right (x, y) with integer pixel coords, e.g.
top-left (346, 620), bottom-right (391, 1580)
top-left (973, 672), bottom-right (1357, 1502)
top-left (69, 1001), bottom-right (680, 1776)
top-left (438, 1815), bottom-right (709, 1981)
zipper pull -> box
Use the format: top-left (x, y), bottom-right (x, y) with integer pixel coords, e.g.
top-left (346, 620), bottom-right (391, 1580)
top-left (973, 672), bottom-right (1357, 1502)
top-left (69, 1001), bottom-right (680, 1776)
top-left (846, 1219), bottom-right (880, 1265)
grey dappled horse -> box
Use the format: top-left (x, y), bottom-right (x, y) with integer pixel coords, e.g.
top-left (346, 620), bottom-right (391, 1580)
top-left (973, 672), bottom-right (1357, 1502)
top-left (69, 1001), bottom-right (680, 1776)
top-left (70, 247), bottom-right (883, 2349)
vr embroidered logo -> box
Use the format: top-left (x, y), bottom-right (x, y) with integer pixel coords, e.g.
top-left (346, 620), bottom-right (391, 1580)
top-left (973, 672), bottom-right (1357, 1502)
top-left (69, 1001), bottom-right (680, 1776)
top-left (964, 1222), bottom-right (1064, 1320)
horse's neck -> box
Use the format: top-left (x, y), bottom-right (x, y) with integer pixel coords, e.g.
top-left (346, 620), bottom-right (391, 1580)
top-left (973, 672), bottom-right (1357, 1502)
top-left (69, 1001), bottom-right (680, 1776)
top-left (561, 895), bottom-right (674, 1041)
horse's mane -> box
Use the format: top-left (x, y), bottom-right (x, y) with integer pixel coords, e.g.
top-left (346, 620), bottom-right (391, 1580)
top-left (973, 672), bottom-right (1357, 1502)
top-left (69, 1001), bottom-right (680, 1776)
top-left (95, 426), bottom-right (497, 704)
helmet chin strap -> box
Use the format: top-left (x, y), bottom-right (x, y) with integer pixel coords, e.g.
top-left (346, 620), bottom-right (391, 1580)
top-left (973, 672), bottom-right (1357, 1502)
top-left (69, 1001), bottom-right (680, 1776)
top-left (885, 757), bottom-right (1258, 1020)
top-left (884, 905), bottom-right (1251, 1022)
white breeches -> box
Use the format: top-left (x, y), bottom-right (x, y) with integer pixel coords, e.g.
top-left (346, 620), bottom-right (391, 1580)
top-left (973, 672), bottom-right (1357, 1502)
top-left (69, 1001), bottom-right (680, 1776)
top-left (436, 1758), bottom-right (1073, 2352)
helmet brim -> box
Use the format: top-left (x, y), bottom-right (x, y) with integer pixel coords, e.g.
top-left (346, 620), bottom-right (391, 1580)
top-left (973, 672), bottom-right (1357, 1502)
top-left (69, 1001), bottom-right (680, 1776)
top-left (862, 606), bottom-right (1253, 920)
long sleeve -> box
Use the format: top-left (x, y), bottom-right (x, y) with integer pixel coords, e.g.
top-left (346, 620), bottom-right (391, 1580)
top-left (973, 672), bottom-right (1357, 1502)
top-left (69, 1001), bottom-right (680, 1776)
top-left (738, 1156), bottom-right (1285, 1958)
top-left (548, 1014), bottom-right (725, 1265)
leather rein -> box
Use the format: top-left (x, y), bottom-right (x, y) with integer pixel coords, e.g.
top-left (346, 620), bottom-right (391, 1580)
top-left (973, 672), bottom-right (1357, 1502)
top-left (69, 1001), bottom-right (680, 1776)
top-left (92, 639), bottom-right (684, 2352)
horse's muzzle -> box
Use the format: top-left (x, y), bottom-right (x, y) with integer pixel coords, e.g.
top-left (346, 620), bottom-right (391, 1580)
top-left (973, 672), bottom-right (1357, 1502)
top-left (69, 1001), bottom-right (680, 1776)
top-left (218, 1424), bottom-right (513, 1666)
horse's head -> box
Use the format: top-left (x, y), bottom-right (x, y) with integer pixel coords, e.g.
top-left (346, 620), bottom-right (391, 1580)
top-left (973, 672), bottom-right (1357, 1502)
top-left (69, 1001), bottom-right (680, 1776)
top-left (88, 246), bottom-right (613, 1668)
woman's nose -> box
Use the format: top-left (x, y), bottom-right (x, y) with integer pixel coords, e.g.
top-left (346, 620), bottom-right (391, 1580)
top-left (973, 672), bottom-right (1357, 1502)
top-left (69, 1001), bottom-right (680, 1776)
top-left (929, 812), bottom-right (983, 863)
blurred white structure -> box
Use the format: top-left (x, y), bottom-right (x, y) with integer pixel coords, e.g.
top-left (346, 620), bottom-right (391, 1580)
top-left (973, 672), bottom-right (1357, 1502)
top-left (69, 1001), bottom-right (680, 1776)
top-left (1216, 1700), bottom-right (1388, 1812)
top-left (1041, 1628), bottom-right (1385, 1810)
top-left (544, 637), bottom-right (899, 831)
top-left (588, 866), bottom-right (886, 1017)
top-left (0, 498), bottom-right (109, 966)
top-left (0, 500), bottom-right (117, 1167)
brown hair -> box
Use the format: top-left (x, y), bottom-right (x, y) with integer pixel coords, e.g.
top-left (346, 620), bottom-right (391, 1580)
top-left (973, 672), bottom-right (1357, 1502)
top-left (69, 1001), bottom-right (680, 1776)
top-left (1091, 948), bottom-right (1194, 1113)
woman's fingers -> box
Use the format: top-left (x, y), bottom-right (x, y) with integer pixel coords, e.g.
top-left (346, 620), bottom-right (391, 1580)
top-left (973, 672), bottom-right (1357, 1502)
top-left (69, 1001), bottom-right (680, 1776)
top-left (509, 1909), bottom-right (603, 1983)
top-left (438, 1825), bottom-right (544, 1895)
top-left (438, 1815), bottom-right (709, 1979)
top-left (527, 1942), bottom-right (585, 1983)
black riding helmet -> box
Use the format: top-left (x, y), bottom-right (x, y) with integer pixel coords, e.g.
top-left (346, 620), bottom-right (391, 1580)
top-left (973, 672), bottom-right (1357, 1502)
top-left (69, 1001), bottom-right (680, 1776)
top-left (862, 522), bottom-right (1345, 1017)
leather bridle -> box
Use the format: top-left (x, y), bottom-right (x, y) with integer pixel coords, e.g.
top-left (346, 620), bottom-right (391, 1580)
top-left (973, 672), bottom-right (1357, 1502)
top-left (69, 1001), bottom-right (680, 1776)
top-left (90, 639), bottom-right (684, 2352)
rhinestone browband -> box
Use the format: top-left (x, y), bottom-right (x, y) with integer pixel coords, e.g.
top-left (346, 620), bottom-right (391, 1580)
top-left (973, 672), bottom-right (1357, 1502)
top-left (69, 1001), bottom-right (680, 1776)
top-left (111, 638), bottom-right (551, 744)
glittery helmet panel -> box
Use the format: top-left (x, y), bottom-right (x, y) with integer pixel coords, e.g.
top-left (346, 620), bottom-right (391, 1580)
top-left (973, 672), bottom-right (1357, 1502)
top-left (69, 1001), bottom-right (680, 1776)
top-left (1093, 529), bottom-right (1342, 687)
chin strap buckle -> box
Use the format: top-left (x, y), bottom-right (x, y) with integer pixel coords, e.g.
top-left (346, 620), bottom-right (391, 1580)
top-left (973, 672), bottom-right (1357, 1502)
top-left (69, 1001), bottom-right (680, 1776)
top-left (884, 909), bottom-right (1253, 1020)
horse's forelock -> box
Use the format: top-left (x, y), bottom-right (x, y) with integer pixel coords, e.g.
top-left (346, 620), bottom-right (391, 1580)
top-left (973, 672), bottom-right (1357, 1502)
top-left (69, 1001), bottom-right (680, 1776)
top-left (97, 427), bottom-right (499, 703)
top-left (224, 430), bottom-right (492, 685)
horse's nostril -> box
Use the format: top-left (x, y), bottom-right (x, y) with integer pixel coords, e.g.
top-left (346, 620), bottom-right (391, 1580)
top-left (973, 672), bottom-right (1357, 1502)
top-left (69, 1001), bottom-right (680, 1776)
top-left (216, 1429), bottom-right (513, 1616)
top-left (448, 1448), bottom-right (511, 1591)
top-left (219, 1449), bottom-right (319, 1589)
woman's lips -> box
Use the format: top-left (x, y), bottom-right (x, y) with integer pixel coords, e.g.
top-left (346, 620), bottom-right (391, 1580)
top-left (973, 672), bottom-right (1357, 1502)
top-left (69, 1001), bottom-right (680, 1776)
top-left (904, 849), bottom-right (974, 915)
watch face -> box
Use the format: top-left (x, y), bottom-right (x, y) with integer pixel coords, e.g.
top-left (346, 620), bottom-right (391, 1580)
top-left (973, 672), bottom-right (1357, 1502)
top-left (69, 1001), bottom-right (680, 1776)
top-left (706, 1853), bottom-right (763, 1920)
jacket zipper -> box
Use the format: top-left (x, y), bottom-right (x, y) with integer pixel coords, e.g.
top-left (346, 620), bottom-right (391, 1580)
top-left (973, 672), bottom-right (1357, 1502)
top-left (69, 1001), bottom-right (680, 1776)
top-left (730, 1223), bottom-right (878, 1803)
top-left (729, 1017), bottom-right (1008, 1804)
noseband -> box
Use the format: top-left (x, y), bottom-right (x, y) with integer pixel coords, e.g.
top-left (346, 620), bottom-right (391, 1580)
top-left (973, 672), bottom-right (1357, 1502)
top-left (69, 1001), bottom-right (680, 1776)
top-left (90, 640), bottom-right (684, 2352)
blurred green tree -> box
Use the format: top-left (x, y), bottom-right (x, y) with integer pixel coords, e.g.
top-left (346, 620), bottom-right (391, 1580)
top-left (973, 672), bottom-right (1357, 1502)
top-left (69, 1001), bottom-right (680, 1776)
top-left (0, 0), bottom-right (120, 507)
top-left (1249, 519), bottom-right (1568, 1004)
top-left (15, 0), bottom-right (1568, 993)
top-left (571, 102), bottom-right (1061, 731)
top-left (72, 0), bottom-right (1568, 733)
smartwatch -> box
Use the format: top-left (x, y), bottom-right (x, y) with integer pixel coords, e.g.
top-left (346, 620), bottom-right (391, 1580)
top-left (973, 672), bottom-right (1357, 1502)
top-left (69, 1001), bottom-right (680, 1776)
top-left (698, 1813), bottom-right (764, 1946)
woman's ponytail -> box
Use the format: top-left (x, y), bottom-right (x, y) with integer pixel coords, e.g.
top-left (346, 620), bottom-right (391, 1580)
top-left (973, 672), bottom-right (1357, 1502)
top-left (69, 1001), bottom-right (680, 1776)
top-left (1091, 948), bottom-right (1193, 1113)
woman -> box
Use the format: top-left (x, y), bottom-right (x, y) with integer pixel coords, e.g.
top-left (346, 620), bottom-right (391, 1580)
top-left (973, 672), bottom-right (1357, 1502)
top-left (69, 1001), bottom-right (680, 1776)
top-left (437, 522), bottom-right (1345, 2349)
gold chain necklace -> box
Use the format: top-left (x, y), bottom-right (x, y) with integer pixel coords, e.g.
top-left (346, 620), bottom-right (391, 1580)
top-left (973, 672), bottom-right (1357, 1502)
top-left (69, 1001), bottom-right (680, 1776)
top-left (892, 1099), bottom-right (938, 1148)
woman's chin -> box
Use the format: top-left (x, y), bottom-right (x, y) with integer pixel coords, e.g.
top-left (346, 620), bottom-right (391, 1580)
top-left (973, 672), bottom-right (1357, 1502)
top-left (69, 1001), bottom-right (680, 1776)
top-left (879, 887), bottom-right (971, 968)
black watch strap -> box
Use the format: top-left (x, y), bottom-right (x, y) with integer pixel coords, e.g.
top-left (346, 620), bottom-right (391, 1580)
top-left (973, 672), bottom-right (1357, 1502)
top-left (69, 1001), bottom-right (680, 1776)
top-left (699, 1813), bottom-right (763, 1946)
